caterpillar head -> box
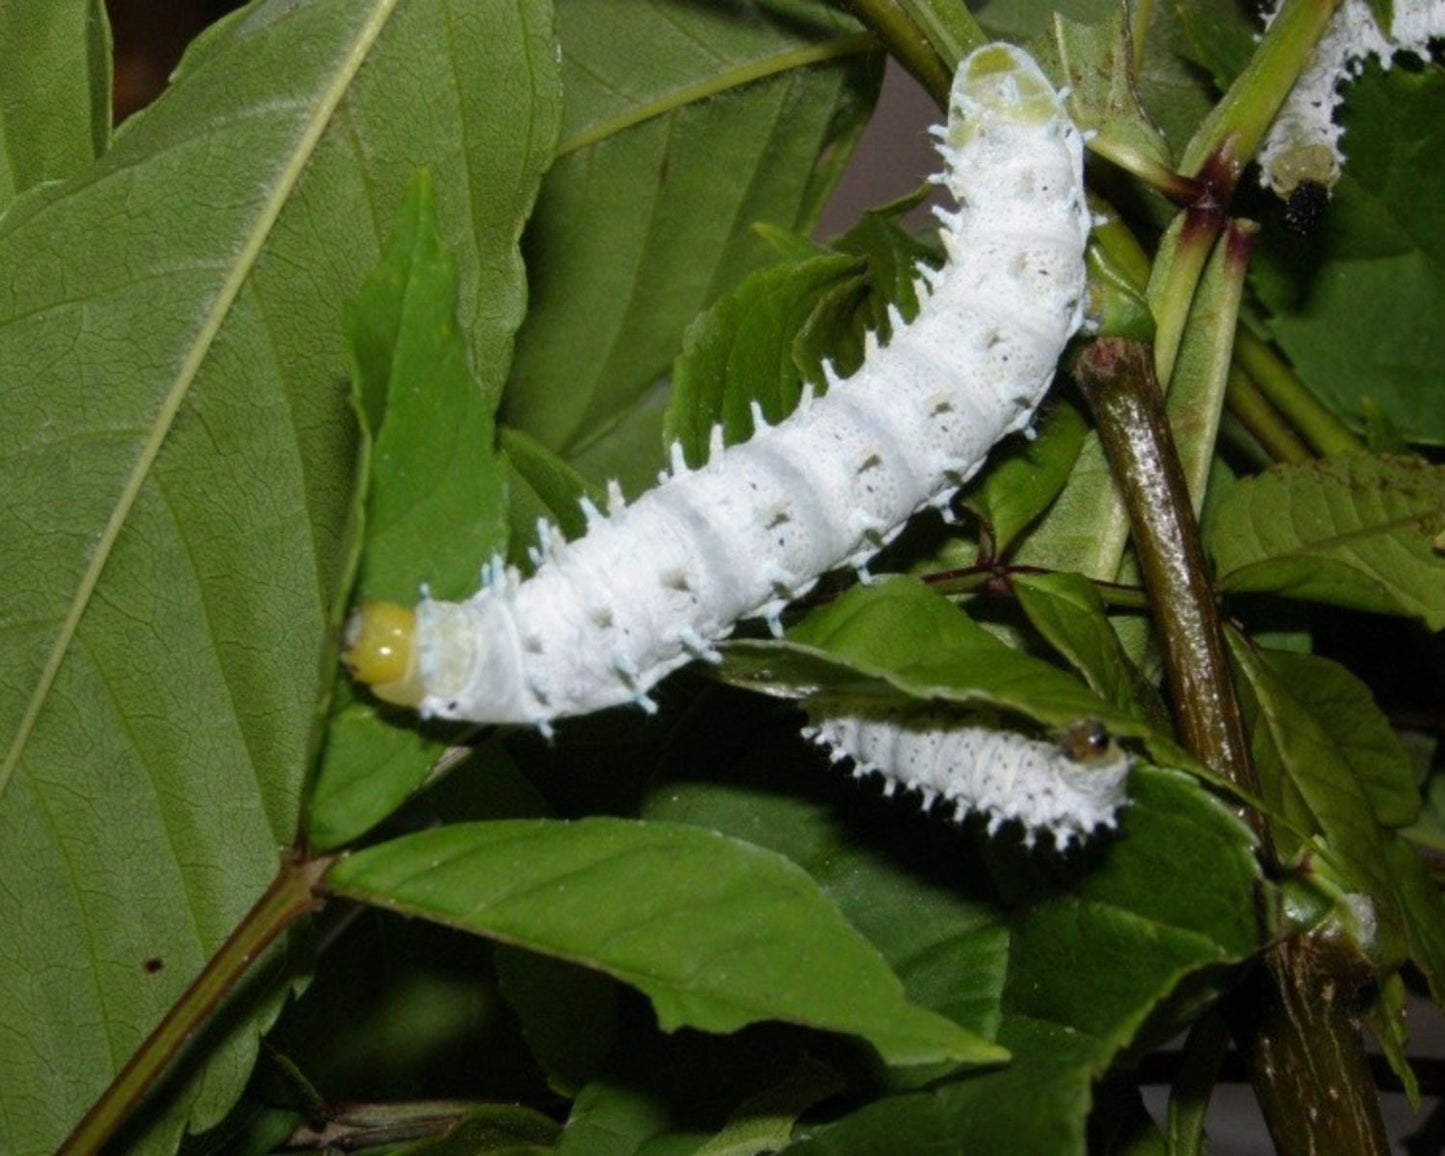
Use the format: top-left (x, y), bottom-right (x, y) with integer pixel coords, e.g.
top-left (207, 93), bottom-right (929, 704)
top-left (948, 43), bottom-right (1062, 142)
top-left (1057, 719), bottom-right (1125, 768)
top-left (344, 601), bottom-right (425, 707)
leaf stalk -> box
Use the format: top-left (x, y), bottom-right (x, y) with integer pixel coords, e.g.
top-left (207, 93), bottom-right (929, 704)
top-left (1233, 329), bottom-right (1363, 456)
top-left (59, 851), bottom-right (334, 1156)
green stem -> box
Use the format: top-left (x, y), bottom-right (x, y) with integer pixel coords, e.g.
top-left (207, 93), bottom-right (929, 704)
top-left (1165, 219), bottom-right (1258, 510)
top-left (1076, 337), bottom-right (1389, 1156)
top-left (1234, 329), bottom-right (1363, 456)
top-left (1225, 365), bottom-right (1312, 463)
top-left (1145, 205), bottom-right (1226, 389)
top-left (894, 0), bottom-right (986, 69)
top-left (839, 0), bottom-right (953, 106)
top-left (1130, 0), bottom-right (1155, 74)
top-left (59, 851), bottom-right (334, 1155)
top-left (1179, 0), bottom-right (1343, 190)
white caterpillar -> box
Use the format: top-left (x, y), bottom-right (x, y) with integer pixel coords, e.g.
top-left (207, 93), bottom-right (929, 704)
top-left (1259, 0), bottom-right (1445, 198)
top-left (803, 708), bottom-right (1131, 849)
top-left (344, 44), bottom-right (1091, 730)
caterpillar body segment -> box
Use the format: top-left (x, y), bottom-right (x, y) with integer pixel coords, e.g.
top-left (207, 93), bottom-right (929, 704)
top-left (344, 44), bottom-right (1091, 729)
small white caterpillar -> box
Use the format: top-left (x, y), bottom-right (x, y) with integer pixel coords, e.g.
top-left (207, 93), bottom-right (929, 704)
top-left (344, 44), bottom-right (1090, 730)
top-left (1259, 0), bottom-right (1445, 198)
top-left (803, 708), bottom-right (1131, 848)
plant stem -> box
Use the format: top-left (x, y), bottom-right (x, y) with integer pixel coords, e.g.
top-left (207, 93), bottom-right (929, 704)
top-left (59, 851), bottom-right (334, 1155)
top-left (1179, 0), bottom-right (1343, 190)
top-left (1244, 935), bottom-right (1391, 1156)
top-left (1145, 205), bottom-right (1225, 389)
top-left (1165, 219), bottom-right (1258, 510)
top-left (1076, 337), bottom-right (1389, 1156)
top-left (895, 0), bottom-right (986, 68)
top-left (1074, 339), bottom-right (1256, 798)
top-left (839, 0), bottom-right (953, 106)
top-left (1233, 329), bottom-right (1363, 456)
top-left (1225, 366), bottom-right (1312, 463)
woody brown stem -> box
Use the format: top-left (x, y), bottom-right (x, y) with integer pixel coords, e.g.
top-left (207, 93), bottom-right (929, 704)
top-left (1077, 338), bottom-right (1388, 1156)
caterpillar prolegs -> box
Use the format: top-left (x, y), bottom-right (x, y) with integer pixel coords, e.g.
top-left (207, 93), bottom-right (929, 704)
top-left (803, 709), bottom-right (1131, 849)
top-left (344, 43), bottom-right (1091, 730)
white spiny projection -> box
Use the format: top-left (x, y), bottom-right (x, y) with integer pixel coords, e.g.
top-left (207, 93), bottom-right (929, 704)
top-left (804, 708), bottom-right (1131, 848)
top-left (344, 44), bottom-right (1091, 731)
top-left (1259, 0), bottom-right (1445, 197)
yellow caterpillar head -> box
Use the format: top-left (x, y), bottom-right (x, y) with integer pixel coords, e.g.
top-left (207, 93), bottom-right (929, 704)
top-left (343, 601), bottom-right (425, 707)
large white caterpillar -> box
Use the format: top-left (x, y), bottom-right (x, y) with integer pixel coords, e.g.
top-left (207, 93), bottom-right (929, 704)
top-left (1259, 0), bottom-right (1445, 199)
top-left (803, 708), bottom-right (1131, 849)
top-left (344, 43), bottom-right (1091, 730)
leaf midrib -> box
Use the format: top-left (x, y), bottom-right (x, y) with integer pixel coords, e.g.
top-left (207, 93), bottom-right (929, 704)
top-left (0, 0), bottom-right (403, 801)
top-left (555, 33), bottom-right (875, 157)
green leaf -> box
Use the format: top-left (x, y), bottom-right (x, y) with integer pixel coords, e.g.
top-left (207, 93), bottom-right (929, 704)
top-left (344, 171), bottom-right (508, 605)
top-left (0, 0), bottom-right (110, 213)
top-left (1384, 836), bottom-right (1445, 1004)
top-left (1230, 646), bottom-right (1418, 828)
top-left (1011, 571), bottom-right (1163, 723)
top-left (501, 424), bottom-right (604, 549)
top-left (503, 0), bottom-right (882, 453)
top-left (1038, 7), bottom-right (1174, 186)
top-left (494, 946), bottom-right (619, 1096)
top-left (1206, 455), bottom-right (1445, 629)
top-left (964, 403), bottom-right (1087, 557)
top-left (307, 164), bottom-right (534, 856)
top-left (1252, 64), bottom-right (1445, 443)
top-left (721, 578), bottom-right (1146, 739)
top-left (325, 818), bottom-right (1004, 1068)
top-left (1228, 635), bottom-right (1410, 961)
top-left (0, 1), bottom-right (562, 1148)
top-left (665, 254), bottom-right (862, 465)
top-left (648, 731), bottom-right (1264, 1156)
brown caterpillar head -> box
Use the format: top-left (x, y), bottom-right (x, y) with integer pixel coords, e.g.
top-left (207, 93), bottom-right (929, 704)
top-left (1057, 718), bottom-right (1119, 765)
top-left (343, 601), bottom-right (425, 707)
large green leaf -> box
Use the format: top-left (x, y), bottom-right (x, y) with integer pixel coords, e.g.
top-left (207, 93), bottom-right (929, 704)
top-left (1253, 63), bottom-right (1445, 443)
top-left (502, 0), bottom-right (882, 455)
top-left (0, 1), bottom-right (561, 1149)
top-left (325, 818), bottom-right (1003, 1068)
top-left (0, 0), bottom-right (110, 213)
top-left (1205, 455), bottom-right (1445, 629)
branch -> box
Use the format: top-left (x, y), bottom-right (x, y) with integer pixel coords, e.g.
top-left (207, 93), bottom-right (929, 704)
top-left (59, 851), bottom-right (334, 1155)
top-left (1076, 337), bottom-right (1389, 1156)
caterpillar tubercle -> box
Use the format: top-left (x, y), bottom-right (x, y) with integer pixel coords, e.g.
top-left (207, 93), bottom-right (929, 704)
top-left (344, 43), bottom-right (1091, 730)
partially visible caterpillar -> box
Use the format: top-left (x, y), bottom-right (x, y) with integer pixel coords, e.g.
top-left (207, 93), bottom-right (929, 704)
top-left (1259, 0), bottom-right (1445, 200)
top-left (803, 707), bottom-right (1131, 849)
top-left (344, 43), bottom-right (1091, 731)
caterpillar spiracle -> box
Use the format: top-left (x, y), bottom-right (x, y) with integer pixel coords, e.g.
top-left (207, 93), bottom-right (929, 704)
top-left (1258, 0), bottom-right (1445, 200)
top-left (803, 709), bottom-right (1131, 849)
top-left (344, 43), bottom-right (1091, 731)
